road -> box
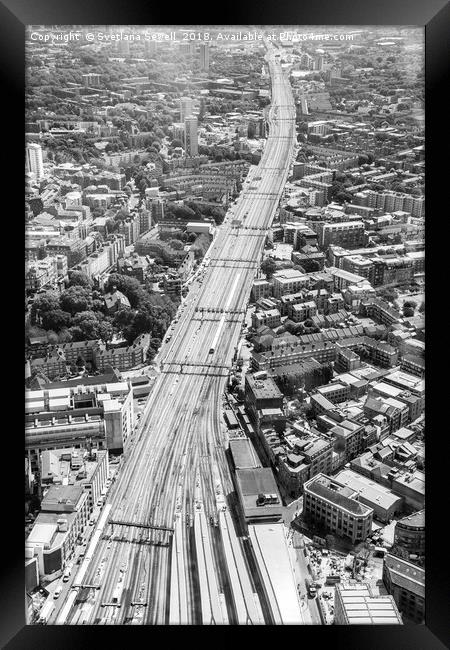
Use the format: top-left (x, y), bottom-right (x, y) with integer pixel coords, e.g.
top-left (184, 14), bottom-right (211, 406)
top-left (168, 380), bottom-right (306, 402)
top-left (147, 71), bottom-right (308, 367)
top-left (57, 44), bottom-right (297, 626)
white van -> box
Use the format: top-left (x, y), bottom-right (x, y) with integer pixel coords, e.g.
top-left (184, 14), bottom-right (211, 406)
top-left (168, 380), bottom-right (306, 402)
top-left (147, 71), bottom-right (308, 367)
top-left (62, 564), bottom-right (72, 582)
top-left (54, 585), bottom-right (62, 599)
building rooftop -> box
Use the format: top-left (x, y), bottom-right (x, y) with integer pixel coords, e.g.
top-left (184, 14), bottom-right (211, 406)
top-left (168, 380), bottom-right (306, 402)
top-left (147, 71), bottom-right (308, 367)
top-left (323, 221), bottom-right (365, 229)
top-left (402, 354), bottom-right (425, 369)
top-left (311, 393), bottom-right (336, 412)
top-left (27, 522), bottom-right (58, 547)
top-left (336, 583), bottom-right (403, 624)
top-left (318, 383), bottom-right (347, 395)
top-left (396, 509), bottom-right (425, 529)
top-left (40, 369), bottom-right (122, 389)
top-left (335, 469), bottom-right (402, 512)
top-left (391, 427), bottom-right (415, 442)
top-left (229, 438), bottom-right (262, 470)
top-left (246, 374), bottom-right (283, 401)
top-left (305, 473), bottom-right (373, 516)
top-left (235, 467), bottom-right (283, 520)
top-left (248, 524), bottom-right (303, 624)
top-left (384, 370), bottom-right (424, 395)
top-left (391, 470), bottom-right (425, 496)
top-left (41, 484), bottom-right (84, 512)
top-left (104, 289), bottom-right (131, 311)
top-left (273, 268), bottom-right (309, 282)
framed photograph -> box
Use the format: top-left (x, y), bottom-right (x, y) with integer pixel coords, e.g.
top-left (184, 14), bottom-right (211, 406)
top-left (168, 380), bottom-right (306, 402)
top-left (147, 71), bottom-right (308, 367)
top-left (2, 0), bottom-right (447, 646)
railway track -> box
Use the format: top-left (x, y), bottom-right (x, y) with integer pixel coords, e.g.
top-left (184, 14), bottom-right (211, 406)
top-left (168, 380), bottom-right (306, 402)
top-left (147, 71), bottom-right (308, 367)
top-left (58, 44), bottom-right (296, 626)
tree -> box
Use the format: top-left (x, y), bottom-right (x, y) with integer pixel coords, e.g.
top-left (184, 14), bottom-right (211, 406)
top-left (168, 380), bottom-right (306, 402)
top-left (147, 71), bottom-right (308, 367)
top-left (98, 320), bottom-right (114, 344)
top-left (70, 311), bottom-right (103, 340)
top-left (377, 287), bottom-right (398, 303)
top-left (418, 301), bottom-right (425, 313)
top-left (191, 234), bottom-right (211, 260)
top-left (46, 330), bottom-right (59, 345)
top-left (335, 190), bottom-right (353, 204)
top-left (58, 328), bottom-right (73, 343)
top-left (29, 197), bottom-right (44, 217)
top-left (105, 218), bottom-right (117, 234)
top-left (41, 309), bottom-right (72, 332)
top-left (138, 179), bottom-right (148, 194)
top-left (150, 336), bottom-right (162, 349)
top-left (113, 307), bottom-right (135, 330)
top-left (308, 260), bottom-right (321, 272)
top-left (68, 271), bottom-right (92, 289)
top-left (260, 257), bottom-right (276, 279)
top-left (104, 273), bottom-right (145, 308)
top-left (25, 325), bottom-right (47, 343)
top-left (166, 202), bottom-right (196, 221)
top-left (283, 319), bottom-right (302, 335)
top-left (403, 300), bottom-right (417, 310)
top-left (211, 206), bottom-right (225, 225)
top-left (76, 354), bottom-right (86, 368)
top-left (31, 291), bottom-right (61, 324)
top-left (403, 306), bottom-right (415, 318)
top-left (60, 286), bottom-right (91, 315)
top-left (169, 239), bottom-right (184, 251)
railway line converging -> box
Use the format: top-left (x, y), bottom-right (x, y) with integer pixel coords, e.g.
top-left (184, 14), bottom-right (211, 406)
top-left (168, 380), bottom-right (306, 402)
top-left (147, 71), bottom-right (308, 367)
top-left (58, 43), bottom-right (298, 626)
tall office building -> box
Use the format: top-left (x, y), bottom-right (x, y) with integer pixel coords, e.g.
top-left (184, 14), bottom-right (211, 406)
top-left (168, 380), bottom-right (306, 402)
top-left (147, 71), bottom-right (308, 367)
top-left (184, 115), bottom-right (198, 157)
top-left (25, 143), bottom-right (44, 182)
top-left (199, 43), bottom-right (210, 72)
top-left (180, 97), bottom-right (194, 122)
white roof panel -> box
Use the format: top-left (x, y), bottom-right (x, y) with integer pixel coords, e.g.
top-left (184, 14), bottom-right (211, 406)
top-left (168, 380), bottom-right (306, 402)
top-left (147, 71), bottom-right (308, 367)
top-left (248, 524), bottom-right (303, 624)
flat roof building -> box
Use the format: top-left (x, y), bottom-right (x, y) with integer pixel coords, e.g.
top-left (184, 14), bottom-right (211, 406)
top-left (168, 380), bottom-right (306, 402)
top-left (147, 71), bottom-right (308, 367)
top-left (334, 583), bottom-right (403, 625)
top-left (229, 438), bottom-right (262, 470)
top-left (25, 381), bottom-right (134, 469)
top-left (26, 484), bottom-right (89, 579)
top-left (248, 523), bottom-right (304, 624)
top-left (235, 467), bottom-right (283, 523)
top-left (335, 468), bottom-right (403, 523)
top-left (272, 269), bottom-right (309, 298)
top-left (383, 370), bottom-right (424, 397)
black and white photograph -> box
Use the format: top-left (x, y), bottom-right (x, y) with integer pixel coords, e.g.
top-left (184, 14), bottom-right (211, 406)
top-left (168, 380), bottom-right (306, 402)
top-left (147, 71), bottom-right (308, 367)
top-left (19, 20), bottom-right (432, 632)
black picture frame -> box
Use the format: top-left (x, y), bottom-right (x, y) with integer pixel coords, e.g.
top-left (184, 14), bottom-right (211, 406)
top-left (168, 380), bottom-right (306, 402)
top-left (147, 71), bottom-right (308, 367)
top-left (4, 0), bottom-right (448, 646)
